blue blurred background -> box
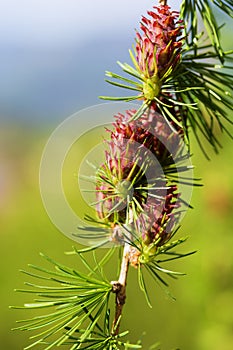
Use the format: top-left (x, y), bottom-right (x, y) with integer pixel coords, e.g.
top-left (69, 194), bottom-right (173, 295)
top-left (0, 1), bottom-right (232, 349)
top-left (0, 0), bottom-right (162, 123)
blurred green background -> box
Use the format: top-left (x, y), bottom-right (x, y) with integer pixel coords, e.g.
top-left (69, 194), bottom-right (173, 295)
top-left (0, 1), bottom-right (232, 349)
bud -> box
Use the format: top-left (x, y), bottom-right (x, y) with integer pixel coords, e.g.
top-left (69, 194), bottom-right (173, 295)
top-left (135, 5), bottom-right (183, 100)
top-left (95, 108), bottom-right (181, 254)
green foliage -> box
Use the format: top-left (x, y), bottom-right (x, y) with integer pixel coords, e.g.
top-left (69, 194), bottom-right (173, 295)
top-left (99, 54), bottom-right (185, 129)
top-left (138, 233), bottom-right (196, 305)
top-left (11, 249), bottom-right (167, 349)
top-left (180, 0), bottom-right (233, 60)
top-left (11, 253), bottom-right (112, 349)
top-left (11, 239), bottom-right (195, 349)
top-left (175, 40), bottom-right (233, 157)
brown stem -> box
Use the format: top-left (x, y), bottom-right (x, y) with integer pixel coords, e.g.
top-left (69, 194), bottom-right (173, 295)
top-left (111, 242), bottom-right (130, 335)
top-left (159, 0), bottom-right (168, 5)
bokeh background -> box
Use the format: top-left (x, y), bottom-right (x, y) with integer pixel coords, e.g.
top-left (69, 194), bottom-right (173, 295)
top-left (0, 1), bottom-right (232, 349)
